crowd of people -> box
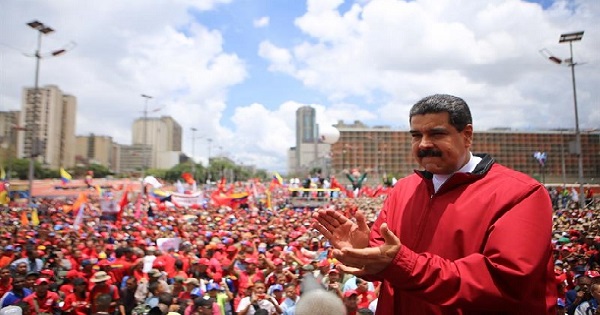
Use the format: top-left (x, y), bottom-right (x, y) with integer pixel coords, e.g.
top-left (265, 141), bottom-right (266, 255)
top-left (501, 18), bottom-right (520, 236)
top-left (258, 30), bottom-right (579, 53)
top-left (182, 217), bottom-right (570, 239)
top-left (0, 178), bottom-right (596, 315)
top-left (0, 183), bottom-right (389, 315)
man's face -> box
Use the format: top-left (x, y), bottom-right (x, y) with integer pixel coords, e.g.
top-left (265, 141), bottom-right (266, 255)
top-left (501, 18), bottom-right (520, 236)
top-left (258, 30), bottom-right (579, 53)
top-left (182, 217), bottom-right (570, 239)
top-left (0, 269), bottom-right (10, 279)
top-left (16, 263), bottom-right (27, 274)
top-left (285, 286), bottom-right (296, 299)
top-left (12, 278), bottom-right (25, 290)
top-left (253, 283), bottom-right (266, 294)
top-left (35, 282), bottom-right (49, 295)
top-left (578, 277), bottom-right (592, 292)
top-left (126, 278), bottom-right (137, 290)
top-left (591, 284), bottom-right (600, 301)
top-left (410, 112), bottom-right (472, 175)
top-left (356, 280), bottom-right (368, 293)
top-left (344, 295), bottom-right (358, 311)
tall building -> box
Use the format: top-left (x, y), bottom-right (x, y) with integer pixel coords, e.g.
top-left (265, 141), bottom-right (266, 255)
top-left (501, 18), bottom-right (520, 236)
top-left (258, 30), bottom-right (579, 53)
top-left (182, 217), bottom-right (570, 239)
top-left (118, 144), bottom-right (151, 174)
top-left (131, 116), bottom-right (182, 169)
top-left (288, 106), bottom-right (331, 175)
top-left (331, 121), bottom-right (600, 185)
top-left (16, 85), bottom-right (77, 168)
top-left (75, 134), bottom-right (117, 170)
top-left (0, 111), bottom-right (21, 162)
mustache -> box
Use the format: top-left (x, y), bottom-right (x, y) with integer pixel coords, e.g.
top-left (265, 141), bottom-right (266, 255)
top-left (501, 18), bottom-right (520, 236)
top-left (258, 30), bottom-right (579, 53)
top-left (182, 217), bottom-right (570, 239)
top-left (417, 149), bottom-right (443, 158)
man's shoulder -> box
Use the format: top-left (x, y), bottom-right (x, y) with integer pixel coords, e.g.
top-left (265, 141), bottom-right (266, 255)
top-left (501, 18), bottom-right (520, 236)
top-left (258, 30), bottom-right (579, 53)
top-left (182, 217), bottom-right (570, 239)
top-left (487, 163), bottom-right (544, 188)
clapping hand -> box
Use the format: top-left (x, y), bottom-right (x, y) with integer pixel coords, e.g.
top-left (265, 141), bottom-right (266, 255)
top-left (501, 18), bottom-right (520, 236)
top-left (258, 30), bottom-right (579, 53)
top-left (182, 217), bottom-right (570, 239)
top-left (313, 209), bottom-right (370, 250)
top-left (313, 209), bottom-right (402, 276)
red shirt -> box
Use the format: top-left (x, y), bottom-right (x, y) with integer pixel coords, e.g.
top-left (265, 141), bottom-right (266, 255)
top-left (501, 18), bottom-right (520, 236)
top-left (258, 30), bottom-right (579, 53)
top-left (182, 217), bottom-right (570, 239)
top-left (0, 278), bottom-right (12, 298)
top-left (0, 253), bottom-right (15, 268)
top-left (23, 291), bottom-right (60, 314)
top-left (62, 292), bottom-right (90, 315)
top-left (356, 290), bottom-right (376, 309)
top-left (110, 258), bottom-right (132, 285)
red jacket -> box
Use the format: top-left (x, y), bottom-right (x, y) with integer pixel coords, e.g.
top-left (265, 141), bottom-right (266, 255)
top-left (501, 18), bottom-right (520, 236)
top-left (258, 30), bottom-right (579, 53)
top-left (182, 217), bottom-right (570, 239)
top-left (369, 155), bottom-right (556, 314)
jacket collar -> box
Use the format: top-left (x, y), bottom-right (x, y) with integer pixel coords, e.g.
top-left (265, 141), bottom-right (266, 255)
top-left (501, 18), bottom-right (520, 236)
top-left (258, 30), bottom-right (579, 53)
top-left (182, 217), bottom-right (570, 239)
top-left (416, 154), bottom-right (495, 193)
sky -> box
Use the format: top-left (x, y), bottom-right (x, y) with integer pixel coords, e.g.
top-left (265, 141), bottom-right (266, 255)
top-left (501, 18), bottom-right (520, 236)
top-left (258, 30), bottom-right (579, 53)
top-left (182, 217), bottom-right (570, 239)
top-left (0, 0), bottom-right (598, 173)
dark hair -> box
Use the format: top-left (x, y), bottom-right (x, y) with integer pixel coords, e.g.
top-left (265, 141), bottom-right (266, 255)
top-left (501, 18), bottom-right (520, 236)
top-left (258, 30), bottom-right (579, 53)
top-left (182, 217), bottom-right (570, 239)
top-left (156, 292), bottom-right (172, 306)
top-left (148, 281), bottom-right (160, 294)
top-left (409, 94), bottom-right (472, 132)
top-left (175, 259), bottom-right (183, 270)
top-left (72, 277), bottom-right (86, 286)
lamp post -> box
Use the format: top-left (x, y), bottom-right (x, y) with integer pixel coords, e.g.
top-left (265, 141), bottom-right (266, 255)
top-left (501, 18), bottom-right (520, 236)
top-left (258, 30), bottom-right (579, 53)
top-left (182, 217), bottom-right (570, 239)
top-left (207, 138), bottom-right (213, 183)
top-left (559, 31), bottom-right (585, 208)
top-left (190, 127), bottom-right (197, 179)
top-left (140, 94), bottom-right (153, 177)
top-left (26, 20), bottom-right (57, 205)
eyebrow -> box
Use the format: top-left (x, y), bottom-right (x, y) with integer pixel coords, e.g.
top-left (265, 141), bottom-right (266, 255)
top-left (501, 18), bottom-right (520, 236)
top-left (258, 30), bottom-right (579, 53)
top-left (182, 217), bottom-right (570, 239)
top-left (409, 127), bottom-right (448, 134)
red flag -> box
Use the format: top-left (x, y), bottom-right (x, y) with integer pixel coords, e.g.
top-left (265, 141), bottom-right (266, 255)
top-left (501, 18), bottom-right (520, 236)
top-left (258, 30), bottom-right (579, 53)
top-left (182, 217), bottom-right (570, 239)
top-left (181, 173), bottom-right (194, 185)
top-left (116, 186), bottom-right (130, 228)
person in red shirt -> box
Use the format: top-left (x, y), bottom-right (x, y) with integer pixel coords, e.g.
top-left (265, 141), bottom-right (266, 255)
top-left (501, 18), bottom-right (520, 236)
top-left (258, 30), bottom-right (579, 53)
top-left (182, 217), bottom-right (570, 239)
top-left (88, 271), bottom-right (120, 314)
top-left (343, 290), bottom-right (359, 315)
top-left (0, 267), bottom-right (12, 298)
top-left (354, 278), bottom-right (376, 309)
top-left (23, 278), bottom-right (60, 315)
top-left (238, 258), bottom-right (265, 297)
top-left (0, 246), bottom-right (16, 268)
top-left (111, 248), bottom-right (134, 284)
top-left (62, 278), bottom-right (90, 315)
top-left (172, 260), bottom-right (188, 280)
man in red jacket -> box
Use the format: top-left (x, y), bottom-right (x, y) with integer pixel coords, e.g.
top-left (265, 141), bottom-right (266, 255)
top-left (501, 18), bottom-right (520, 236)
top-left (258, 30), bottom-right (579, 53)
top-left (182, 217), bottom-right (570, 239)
top-left (23, 278), bottom-right (60, 314)
top-left (314, 94), bottom-right (556, 314)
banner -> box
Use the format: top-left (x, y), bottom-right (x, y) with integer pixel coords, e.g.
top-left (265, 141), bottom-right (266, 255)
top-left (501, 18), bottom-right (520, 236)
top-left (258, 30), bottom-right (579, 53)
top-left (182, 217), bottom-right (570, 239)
top-left (100, 198), bottom-right (118, 221)
top-left (156, 237), bottom-right (181, 252)
top-left (170, 192), bottom-right (204, 207)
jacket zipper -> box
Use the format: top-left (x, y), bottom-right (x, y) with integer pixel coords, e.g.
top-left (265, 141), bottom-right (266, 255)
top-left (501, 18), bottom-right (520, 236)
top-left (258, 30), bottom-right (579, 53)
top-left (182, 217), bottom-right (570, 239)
top-left (413, 184), bottom-right (436, 251)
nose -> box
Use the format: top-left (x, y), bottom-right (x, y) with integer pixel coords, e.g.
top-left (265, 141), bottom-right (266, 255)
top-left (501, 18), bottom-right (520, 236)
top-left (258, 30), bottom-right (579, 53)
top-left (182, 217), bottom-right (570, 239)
top-left (418, 135), bottom-right (434, 149)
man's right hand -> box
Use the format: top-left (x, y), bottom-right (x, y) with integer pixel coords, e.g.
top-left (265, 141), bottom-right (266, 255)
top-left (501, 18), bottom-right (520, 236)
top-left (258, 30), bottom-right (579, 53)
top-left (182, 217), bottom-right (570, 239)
top-left (313, 209), bottom-right (370, 250)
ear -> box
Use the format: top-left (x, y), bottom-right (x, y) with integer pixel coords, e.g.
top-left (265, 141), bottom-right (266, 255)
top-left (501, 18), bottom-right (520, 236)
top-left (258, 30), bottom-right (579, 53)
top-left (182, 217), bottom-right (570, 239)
top-left (462, 124), bottom-right (473, 147)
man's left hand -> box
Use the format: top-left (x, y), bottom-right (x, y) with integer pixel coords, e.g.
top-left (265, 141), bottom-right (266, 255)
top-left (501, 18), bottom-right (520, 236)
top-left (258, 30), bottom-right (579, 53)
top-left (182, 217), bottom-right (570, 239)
top-left (333, 223), bottom-right (402, 276)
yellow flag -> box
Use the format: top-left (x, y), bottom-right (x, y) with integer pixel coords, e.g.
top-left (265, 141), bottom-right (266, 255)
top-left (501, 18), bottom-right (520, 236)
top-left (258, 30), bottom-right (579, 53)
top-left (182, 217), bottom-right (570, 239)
top-left (31, 209), bottom-right (40, 226)
top-left (60, 167), bottom-right (72, 183)
top-left (0, 165), bottom-right (5, 180)
top-left (0, 191), bottom-right (8, 205)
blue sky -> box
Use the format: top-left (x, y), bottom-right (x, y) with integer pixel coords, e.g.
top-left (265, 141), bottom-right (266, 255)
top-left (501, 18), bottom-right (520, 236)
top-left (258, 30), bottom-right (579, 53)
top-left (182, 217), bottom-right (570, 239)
top-left (0, 0), bottom-right (598, 173)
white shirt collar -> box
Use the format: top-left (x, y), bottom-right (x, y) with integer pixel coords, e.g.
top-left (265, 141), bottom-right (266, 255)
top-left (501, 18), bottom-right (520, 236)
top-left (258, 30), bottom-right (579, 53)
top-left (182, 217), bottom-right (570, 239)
top-left (432, 152), bottom-right (481, 193)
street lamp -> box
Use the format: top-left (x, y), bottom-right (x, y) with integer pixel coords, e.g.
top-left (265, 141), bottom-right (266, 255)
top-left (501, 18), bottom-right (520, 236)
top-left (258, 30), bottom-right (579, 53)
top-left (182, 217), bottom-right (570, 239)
top-left (26, 20), bottom-right (58, 205)
top-left (543, 31), bottom-right (585, 207)
top-left (190, 127), bottom-right (197, 179)
top-left (140, 94), bottom-right (153, 178)
top-left (207, 138), bottom-right (213, 183)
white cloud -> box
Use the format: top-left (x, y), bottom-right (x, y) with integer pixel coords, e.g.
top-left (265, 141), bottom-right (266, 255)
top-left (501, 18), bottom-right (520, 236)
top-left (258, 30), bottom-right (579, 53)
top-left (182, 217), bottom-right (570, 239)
top-left (253, 16), bottom-right (270, 28)
top-left (262, 0), bottom-right (600, 131)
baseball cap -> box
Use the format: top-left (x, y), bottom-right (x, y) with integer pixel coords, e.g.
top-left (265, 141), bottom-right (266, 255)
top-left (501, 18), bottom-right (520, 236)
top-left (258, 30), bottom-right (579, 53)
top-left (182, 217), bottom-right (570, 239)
top-left (206, 283), bottom-right (221, 291)
top-left (343, 290), bottom-right (358, 298)
top-left (190, 287), bottom-right (203, 297)
top-left (35, 278), bottom-right (50, 285)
